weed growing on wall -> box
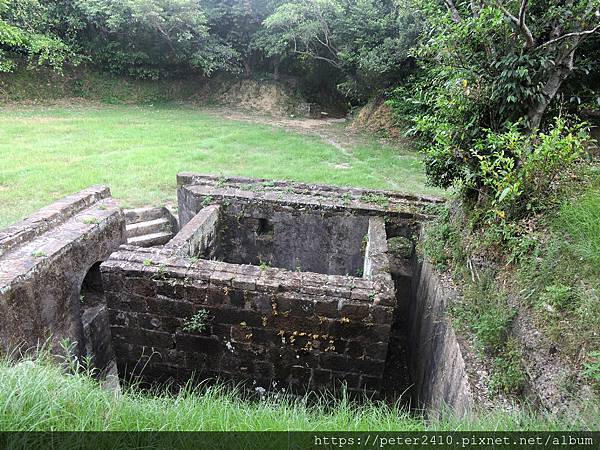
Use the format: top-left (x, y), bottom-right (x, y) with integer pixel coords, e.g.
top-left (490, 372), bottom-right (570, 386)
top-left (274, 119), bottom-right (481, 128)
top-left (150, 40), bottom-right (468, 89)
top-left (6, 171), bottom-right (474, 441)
top-left (183, 309), bottom-right (210, 333)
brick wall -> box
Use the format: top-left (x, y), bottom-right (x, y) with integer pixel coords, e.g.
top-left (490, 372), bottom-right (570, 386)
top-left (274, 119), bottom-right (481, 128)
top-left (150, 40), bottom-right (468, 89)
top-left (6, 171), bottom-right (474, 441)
top-left (101, 242), bottom-right (395, 395)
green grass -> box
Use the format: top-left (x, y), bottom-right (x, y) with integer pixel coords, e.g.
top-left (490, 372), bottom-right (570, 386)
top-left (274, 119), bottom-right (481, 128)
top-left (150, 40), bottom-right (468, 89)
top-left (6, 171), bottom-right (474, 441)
top-left (0, 356), bottom-right (593, 432)
top-left (518, 168), bottom-right (600, 373)
top-left (552, 171), bottom-right (600, 271)
top-left (0, 104), bottom-right (441, 228)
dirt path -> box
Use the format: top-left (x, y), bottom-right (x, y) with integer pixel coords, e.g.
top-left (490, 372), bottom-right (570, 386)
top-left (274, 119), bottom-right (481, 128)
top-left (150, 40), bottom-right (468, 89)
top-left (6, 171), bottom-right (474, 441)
top-left (201, 106), bottom-right (414, 152)
top-left (203, 106), bottom-right (356, 155)
top-left (201, 106), bottom-right (414, 189)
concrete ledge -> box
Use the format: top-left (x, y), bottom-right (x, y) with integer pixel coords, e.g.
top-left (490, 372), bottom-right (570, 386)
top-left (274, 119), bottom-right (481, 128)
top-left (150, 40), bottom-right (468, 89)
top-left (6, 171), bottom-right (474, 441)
top-left (177, 173), bottom-right (443, 206)
top-left (164, 205), bottom-right (220, 257)
top-left (363, 216), bottom-right (391, 281)
top-left (0, 186), bottom-right (111, 258)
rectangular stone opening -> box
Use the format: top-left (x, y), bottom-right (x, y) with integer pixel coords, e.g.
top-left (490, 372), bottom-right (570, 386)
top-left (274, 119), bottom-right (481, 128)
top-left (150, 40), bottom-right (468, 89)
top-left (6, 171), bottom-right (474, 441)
top-left (99, 174), bottom-right (447, 399)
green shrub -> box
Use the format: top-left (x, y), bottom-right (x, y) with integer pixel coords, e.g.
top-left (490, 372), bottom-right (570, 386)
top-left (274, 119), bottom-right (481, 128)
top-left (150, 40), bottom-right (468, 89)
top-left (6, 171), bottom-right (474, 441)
top-left (473, 118), bottom-right (588, 222)
top-left (182, 309), bottom-right (210, 333)
top-left (472, 305), bottom-right (515, 355)
top-left (582, 352), bottom-right (600, 387)
top-left (491, 338), bottom-right (526, 395)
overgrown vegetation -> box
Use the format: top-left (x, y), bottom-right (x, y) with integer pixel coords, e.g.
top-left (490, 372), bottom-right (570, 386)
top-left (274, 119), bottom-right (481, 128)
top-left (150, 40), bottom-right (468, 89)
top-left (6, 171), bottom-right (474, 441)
top-left (0, 354), bottom-right (596, 431)
top-left (0, 0), bottom-right (422, 105)
top-left (516, 168), bottom-right (600, 379)
top-left (421, 165), bottom-right (600, 397)
top-left (380, 0), bottom-right (600, 405)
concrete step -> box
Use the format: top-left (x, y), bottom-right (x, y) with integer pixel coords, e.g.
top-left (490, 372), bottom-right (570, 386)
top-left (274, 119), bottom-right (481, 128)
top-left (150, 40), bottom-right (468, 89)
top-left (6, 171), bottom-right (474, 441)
top-left (127, 231), bottom-right (173, 247)
top-left (124, 207), bottom-right (166, 224)
top-left (125, 217), bottom-right (171, 239)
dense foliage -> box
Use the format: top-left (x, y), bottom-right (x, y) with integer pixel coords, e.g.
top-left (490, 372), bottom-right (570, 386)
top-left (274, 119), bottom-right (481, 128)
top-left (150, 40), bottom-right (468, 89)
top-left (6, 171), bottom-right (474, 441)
top-left (264, 0), bottom-right (419, 100)
top-left (0, 0), bottom-right (416, 100)
top-left (0, 0), bottom-right (78, 72)
top-left (389, 0), bottom-right (599, 223)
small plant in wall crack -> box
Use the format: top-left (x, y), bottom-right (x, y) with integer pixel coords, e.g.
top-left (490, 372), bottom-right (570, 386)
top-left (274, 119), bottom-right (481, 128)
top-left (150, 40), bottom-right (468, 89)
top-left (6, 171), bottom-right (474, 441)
top-left (201, 196), bottom-right (215, 207)
top-left (183, 309), bottom-right (211, 333)
top-left (360, 193), bottom-right (389, 208)
top-left (259, 258), bottom-right (271, 271)
top-left (31, 250), bottom-right (47, 258)
top-left (82, 217), bottom-right (99, 225)
top-left (216, 176), bottom-right (227, 188)
top-left (151, 263), bottom-right (168, 280)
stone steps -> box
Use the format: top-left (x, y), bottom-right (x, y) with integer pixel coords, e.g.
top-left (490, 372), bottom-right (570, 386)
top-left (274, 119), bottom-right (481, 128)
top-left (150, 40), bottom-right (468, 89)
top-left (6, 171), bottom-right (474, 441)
top-left (127, 231), bottom-right (174, 247)
top-left (124, 207), bottom-right (166, 224)
top-left (124, 207), bottom-right (177, 247)
top-left (125, 217), bottom-right (171, 238)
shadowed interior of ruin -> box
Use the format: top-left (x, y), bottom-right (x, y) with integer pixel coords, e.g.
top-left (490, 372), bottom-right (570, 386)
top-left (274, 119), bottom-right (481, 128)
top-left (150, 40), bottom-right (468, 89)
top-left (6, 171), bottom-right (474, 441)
top-left (213, 204), bottom-right (370, 277)
top-left (80, 262), bottom-right (105, 307)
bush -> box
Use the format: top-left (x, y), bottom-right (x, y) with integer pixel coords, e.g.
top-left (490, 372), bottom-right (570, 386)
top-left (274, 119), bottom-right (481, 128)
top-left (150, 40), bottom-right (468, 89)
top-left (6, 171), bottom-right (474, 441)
top-left (450, 275), bottom-right (515, 356)
top-left (421, 206), bottom-right (464, 270)
top-left (473, 118), bottom-right (589, 222)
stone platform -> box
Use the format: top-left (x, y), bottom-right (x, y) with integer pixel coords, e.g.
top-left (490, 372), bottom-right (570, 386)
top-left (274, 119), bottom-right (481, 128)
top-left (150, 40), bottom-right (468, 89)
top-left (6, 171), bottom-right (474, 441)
top-left (101, 174), bottom-right (439, 396)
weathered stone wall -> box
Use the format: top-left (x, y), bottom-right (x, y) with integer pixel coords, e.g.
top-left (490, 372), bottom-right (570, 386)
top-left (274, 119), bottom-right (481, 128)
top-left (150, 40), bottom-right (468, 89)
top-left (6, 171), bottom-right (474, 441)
top-left (163, 205), bottom-right (220, 258)
top-left (176, 174), bottom-right (435, 277)
top-left (0, 187), bottom-right (125, 366)
top-left (102, 243), bottom-right (395, 394)
top-left (216, 202), bottom-right (369, 276)
top-left (407, 258), bottom-right (473, 415)
top-left (176, 174), bottom-right (438, 226)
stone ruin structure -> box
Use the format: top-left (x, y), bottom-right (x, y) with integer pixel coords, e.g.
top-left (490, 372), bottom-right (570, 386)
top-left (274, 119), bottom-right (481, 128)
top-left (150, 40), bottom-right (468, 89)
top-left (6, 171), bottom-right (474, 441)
top-left (0, 174), bottom-right (475, 413)
top-left (0, 187), bottom-right (124, 370)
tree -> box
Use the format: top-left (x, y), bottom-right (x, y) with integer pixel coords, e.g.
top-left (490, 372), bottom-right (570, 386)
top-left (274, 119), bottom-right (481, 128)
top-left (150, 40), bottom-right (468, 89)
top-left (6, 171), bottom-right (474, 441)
top-left (264, 0), bottom-right (418, 100)
top-left (439, 0), bottom-right (600, 130)
top-left (74, 0), bottom-right (220, 78)
top-left (390, 0), bottom-right (598, 217)
top-left (201, 0), bottom-right (286, 76)
top-left (0, 0), bottom-right (78, 72)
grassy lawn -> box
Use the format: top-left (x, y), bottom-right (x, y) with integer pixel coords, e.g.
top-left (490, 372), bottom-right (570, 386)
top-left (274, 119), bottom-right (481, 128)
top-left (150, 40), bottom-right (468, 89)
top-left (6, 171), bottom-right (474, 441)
top-left (0, 356), bottom-right (584, 432)
top-left (0, 104), bottom-right (441, 228)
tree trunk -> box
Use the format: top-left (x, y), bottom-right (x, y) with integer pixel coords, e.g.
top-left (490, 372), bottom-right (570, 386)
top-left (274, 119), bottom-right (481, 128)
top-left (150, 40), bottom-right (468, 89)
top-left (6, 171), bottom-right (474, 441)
top-left (527, 49), bottom-right (575, 130)
top-left (243, 58), bottom-right (252, 78)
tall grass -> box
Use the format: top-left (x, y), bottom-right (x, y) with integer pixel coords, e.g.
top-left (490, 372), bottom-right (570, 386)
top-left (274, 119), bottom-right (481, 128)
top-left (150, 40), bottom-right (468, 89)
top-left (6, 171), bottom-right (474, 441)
top-left (552, 173), bottom-right (600, 271)
top-left (0, 356), bottom-right (593, 432)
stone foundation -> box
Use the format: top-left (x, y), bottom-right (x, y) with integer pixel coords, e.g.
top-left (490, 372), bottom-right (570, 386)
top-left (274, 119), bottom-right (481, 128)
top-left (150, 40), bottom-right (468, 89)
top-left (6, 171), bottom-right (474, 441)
top-left (0, 175), bottom-right (481, 414)
top-left (102, 174), bottom-right (436, 395)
